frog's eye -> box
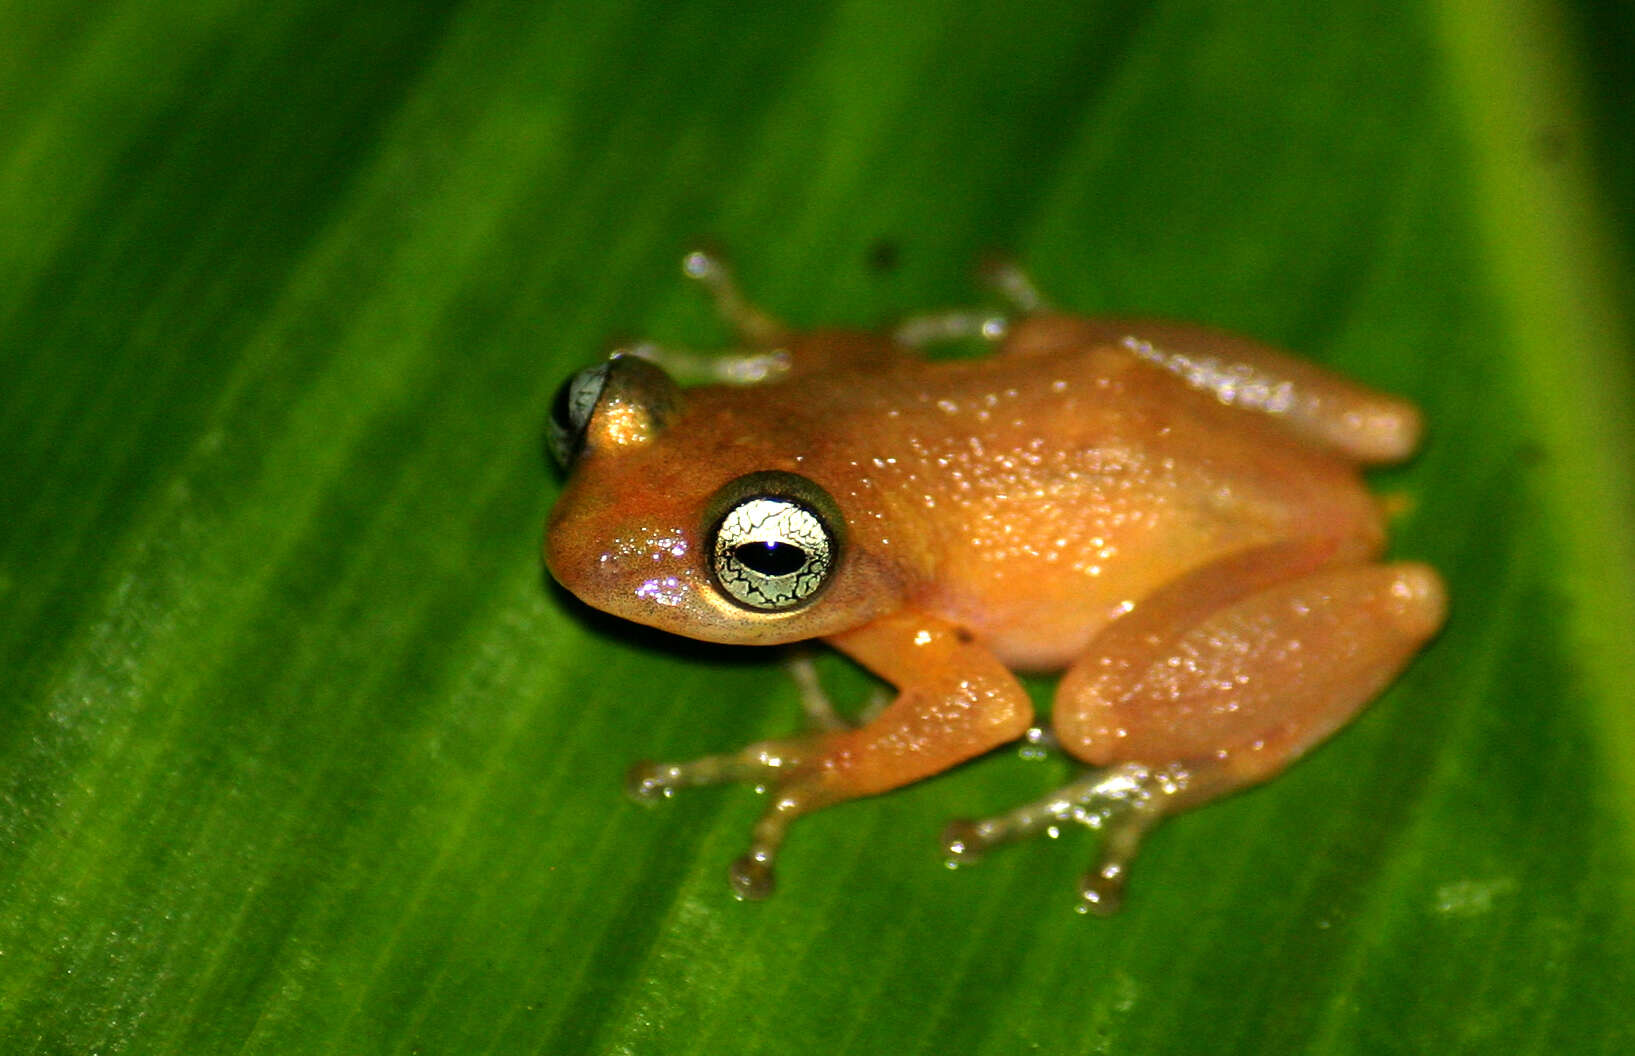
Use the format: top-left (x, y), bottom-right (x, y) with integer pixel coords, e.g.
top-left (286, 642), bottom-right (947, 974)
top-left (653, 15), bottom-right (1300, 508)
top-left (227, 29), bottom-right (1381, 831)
top-left (547, 355), bottom-right (681, 469)
top-left (546, 363), bottom-right (611, 468)
top-left (708, 473), bottom-right (842, 613)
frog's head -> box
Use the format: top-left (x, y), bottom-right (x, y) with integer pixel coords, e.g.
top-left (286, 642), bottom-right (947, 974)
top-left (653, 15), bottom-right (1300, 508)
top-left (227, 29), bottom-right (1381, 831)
top-left (543, 355), bottom-right (898, 645)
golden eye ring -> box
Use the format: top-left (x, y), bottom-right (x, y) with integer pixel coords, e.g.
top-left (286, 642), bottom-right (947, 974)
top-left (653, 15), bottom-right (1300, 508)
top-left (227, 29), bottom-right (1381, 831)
top-left (706, 472), bottom-right (842, 612)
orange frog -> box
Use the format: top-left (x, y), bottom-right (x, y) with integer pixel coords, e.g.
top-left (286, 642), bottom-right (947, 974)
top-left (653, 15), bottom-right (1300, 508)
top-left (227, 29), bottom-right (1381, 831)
top-left (544, 250), bottom-right (1445, 912)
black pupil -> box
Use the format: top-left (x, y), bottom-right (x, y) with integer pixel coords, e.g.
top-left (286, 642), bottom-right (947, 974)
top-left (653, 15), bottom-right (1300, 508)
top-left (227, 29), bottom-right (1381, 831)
top-left (549, 373), bottom-right (580, 435)
top-left (734, 541), bottom-right (807, 577)
top-left (546, 364), bottom-right (609, 468)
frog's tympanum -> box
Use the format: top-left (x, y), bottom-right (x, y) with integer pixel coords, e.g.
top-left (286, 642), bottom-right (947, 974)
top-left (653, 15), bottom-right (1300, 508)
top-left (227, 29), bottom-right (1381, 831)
top-left (545, 250), bottom-right (1445, 913)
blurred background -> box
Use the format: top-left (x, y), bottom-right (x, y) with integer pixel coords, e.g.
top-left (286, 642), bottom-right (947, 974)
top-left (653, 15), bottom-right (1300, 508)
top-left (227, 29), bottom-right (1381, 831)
top-left (2, 1), bottom-right (1631, 1052)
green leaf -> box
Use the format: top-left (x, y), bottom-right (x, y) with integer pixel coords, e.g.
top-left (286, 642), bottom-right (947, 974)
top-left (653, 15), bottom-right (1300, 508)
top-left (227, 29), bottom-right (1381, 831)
top-left (3, 0), bottom-right (1632, 1052)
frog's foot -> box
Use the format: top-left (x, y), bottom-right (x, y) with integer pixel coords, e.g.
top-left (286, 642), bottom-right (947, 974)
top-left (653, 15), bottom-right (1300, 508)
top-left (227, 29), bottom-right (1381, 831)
top-left (784, 651), bottom-right (892, 731)
top-left (1016, 724), bottom-right (1059, 760)
top-left (892, 255), bottom-right (1055, 349)
top-left (941, 762), bottom-right (1184, 915)
top-left (626, 733), bottom-right (813, 804)
top-left (599, 248), bottom-right (796, 387)
top-left (976, 253), bottom-right (1053, 314)
top-left (893, 309), bottom-right (1011, 348)
top-left (626, 735), bottom-right (805, 900)
top-left (995, 548), bottom-right (1446, 913)
top-left (634, 247), bottom-right (925, 384)
top-left (618, 337), bottom-right (792, 387)
top-left (626, 657), bottom-right (890, 900)
top-left (625, 736), bottom-right (845, 900)
top-left (783, 651), bottom-right (849, 732)
top-left (681, 245), bottom-right (786, 346)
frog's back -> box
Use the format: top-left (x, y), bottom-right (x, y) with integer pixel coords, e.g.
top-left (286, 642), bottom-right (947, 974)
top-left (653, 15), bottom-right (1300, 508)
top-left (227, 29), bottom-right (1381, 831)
top-left (774, 338), bottom-right (1387, 669)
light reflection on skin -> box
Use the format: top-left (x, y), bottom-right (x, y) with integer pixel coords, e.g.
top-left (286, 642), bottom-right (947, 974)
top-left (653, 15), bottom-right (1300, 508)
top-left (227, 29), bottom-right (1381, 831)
top-left (636, 577), bottom-right (687, 606)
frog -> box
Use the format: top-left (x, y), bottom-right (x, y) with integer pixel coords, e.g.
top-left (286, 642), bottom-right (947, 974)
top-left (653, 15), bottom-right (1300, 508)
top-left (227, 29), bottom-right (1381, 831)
top-left (543, 249), bottom-right (1446, 913)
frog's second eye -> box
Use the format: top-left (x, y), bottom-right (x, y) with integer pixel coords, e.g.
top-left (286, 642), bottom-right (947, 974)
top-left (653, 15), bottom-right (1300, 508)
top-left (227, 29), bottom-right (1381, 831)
top-left (546, 363), bottom-right (611, 468)
top-left (710, 489), bottom-right (839, 612)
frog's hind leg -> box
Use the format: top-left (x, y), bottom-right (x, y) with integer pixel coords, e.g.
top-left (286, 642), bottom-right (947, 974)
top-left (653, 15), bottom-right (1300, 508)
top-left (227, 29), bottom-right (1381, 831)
top-left (1104, 320), bottom-right (1425, 463)
top-left (947, 541), bottom-right (1446, 913)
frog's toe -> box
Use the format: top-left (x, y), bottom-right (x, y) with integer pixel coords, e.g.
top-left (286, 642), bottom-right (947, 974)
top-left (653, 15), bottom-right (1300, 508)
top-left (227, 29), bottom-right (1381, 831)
top-left (940, 817), bottom-right (997, 866)
top-left (625, 760), bottom-right (681, 802)
top-left (1077, 861), bottom-right (1128, 916)
top-left (937, 763), bottom-right (1174, 911)
top-left (729, 851), bottom-right (777, 900)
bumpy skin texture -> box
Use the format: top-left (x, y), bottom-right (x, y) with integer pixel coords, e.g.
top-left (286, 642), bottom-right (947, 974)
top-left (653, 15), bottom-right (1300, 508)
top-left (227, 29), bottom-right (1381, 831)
top-left (545, 282), bottom-right (1446, 910)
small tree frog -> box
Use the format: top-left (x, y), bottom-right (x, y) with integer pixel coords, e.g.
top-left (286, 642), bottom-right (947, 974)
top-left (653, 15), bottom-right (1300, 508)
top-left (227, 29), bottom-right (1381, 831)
top-left (544, 250), bottom-right (1445, 913)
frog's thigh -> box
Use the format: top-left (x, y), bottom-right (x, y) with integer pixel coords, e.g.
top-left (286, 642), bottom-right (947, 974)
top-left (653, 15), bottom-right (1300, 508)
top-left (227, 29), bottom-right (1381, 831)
top-left (1053, 551), bottom-right (1446, 800)
top-left (1004, 316), bottom-right (1424, 463)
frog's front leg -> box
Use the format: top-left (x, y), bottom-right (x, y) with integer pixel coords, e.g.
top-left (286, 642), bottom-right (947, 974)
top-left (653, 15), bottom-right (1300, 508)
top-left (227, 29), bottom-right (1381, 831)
top-left (679, 246), bottom-right (786, 346)
top-left (947, 541), bottom-right (1447, 913)
top-left (631, 611), bottom-right (1033, 899)
top-left (619, 338), bottom-right (793, 387)
top-left (891, 257), bottom-right (1048, 348)
top-left (625, 247), bottom-right (914, 385)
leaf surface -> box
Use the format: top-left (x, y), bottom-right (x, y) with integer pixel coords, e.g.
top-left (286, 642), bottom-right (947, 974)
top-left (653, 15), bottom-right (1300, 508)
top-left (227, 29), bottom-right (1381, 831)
top-left (2, 1), bottom-right (1632, 1053)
